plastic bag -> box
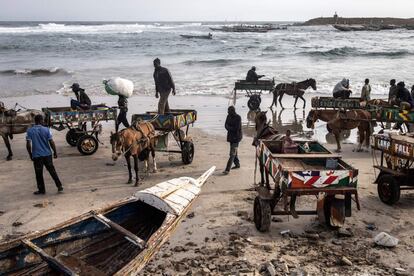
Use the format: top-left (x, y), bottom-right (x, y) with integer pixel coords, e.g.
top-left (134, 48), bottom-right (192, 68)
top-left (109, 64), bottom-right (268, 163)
top-left (103, 77), bottom-right (134, 98)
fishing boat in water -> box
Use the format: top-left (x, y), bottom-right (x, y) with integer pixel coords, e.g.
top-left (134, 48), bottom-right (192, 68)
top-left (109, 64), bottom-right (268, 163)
top-left (180, 33), bottom-right (213, 39)
top-left (0, 167), bottom-right (215, 275)
top-left (209, 24), bottom-right (270, 33)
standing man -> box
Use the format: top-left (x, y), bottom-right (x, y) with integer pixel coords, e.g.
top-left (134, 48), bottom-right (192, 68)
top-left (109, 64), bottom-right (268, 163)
top-left (388, 79), bottom-right (397, 105)
top-left (246, 66), bottom-right (264, 83)
top-left (361, 78), bottom-right (371, 101)
top-left (26, 114), bottom-right (63, 195)
top-left (153, 58), bottom-right (175, 114)
top-left (116, 95), bottom-right (130, 132)
top-left (223, 106), bottom-right (242, 175)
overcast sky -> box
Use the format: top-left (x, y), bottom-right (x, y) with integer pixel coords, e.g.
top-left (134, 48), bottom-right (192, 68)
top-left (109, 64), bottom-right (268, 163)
top-left (0, 0), bottom-right (413, 21)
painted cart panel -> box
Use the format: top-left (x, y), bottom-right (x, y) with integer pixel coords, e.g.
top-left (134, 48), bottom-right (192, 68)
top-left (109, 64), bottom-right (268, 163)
top-left (311, 97), bottom-right (362, 109)
top-left (371, 107), bottom-right (414, 123)
top-left (257, 140), bottom-right (358, 189)
top-left (42, 105), bottom-right (117, 125)
top-left (372, 134), bottom-right (414, 160)
top-left (131, 109), bottom-right (197, 131)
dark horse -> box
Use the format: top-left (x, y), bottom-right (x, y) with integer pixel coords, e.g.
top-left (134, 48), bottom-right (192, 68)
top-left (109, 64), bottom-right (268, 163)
top-left (110, 121), bottom-right (157, 186)
top-left (0, 104), bottom-right (43, 160)
top-left (254, 111), bottom-right (283, 187)
top-left (270, 78), bottom-right (317, 109)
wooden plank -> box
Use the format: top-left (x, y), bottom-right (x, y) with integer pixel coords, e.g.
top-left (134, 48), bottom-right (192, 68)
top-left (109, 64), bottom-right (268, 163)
top-left (92, 213), bottom-right (145, 249)
top-left (271, 153), bottom-right (342, 159)
top-left (22, 239), bottom-right (78, 276)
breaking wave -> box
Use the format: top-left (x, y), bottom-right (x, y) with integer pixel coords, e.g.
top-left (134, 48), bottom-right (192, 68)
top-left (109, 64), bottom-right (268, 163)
top-left (304, 47), bottom-right (411, 58)
top-left (0, 68), bottom-right (71, 76)
top-left (182, 58), bottom-right (244, 66)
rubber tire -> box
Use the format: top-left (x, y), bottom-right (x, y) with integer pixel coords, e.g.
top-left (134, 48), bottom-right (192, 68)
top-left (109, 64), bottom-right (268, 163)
top-left (254, 196), bottom-right (271, 232)
top-left (66, 129), bottom-right (82, 147)
top-left (377, 175), bottom-right (400, 205)
top-left (77, 135), bottom-right (99, 156)
top-left (248, 95), bottom-right (261, 111)
top-left (181, 141), bottom-right (194, 165)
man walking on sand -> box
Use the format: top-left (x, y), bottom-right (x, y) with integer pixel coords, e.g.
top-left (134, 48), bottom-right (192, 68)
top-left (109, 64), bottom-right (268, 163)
top-left (223, 106), bottom-right (242, 175)
top-left (153, 58), bottom-right (175, 114)
top-left (26, 114), bottom-right (63, 195)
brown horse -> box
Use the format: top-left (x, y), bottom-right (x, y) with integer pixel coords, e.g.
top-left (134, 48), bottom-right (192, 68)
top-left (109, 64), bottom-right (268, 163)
top-left (110, 121), bottom-right (157, 186)
top-left (0, 105), bottom-right (43, 160)
top-left (270, 78), bottom-right (317, 109)
top-left (306, 109), bottom-right (372, 152)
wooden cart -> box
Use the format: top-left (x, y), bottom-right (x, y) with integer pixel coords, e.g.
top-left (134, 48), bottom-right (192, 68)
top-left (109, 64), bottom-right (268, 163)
top-left (233, 79), bottom-right (275, 111)
top-left (132, 109), bottom-right (197, 165)
top-left (254, 139), bottom-right (360, 232)
top-left (372, 133), bottom-right (414, 205)
top-left (42, 105), bottom-right (117, 155)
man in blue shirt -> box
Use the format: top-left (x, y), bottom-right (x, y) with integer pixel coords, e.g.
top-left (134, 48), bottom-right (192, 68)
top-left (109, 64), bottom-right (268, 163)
top-left (26, 114), bottom-right (63, 195)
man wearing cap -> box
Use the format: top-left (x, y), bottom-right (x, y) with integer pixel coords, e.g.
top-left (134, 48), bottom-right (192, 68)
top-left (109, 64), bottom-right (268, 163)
top-left (153, 58), bottom-right (175, 114)
top-left (246, 66), bottom-right (264, 83)
top-left (26, 114), bottom-right (63, 195)
top-left (70, 83), bottom-right (91, 110)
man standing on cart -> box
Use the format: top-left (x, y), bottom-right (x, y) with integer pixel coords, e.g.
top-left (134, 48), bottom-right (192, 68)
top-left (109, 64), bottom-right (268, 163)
top-left (153, 58), bottom-right (175, 115)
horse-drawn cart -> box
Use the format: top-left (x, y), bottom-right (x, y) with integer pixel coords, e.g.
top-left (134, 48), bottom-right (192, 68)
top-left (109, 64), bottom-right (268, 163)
top-left (132, 109), bottom-right (197, 164)
top-left (372, 133), bottom-right (414, 205)
top-left (42, 105), bottom-right (117, 155)
top-left (254, 139), bottom-right (360, 232)
top-left (233, 79), bottom-right (275, 110)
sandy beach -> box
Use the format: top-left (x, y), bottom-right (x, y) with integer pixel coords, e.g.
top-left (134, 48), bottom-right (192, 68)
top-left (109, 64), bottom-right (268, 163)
top-left (0, 93), bottom-right (413, 275)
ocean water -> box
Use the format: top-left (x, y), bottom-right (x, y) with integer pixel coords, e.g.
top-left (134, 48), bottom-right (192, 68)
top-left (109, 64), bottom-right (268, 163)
top-left (0, 21), bottom-right (413, 98)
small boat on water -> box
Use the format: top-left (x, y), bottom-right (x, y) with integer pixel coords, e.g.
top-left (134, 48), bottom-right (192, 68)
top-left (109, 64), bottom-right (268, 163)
top-left (180, 33), bottom-right (213, 39)
top-left (209, 24), bottom-right (270, 33)
top-left (0, 167), bottom-right (215, 275)
top-left (333, 24), bottom-right (402, 32)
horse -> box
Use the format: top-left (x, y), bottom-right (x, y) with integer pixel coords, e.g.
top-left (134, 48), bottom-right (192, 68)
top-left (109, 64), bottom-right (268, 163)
top-left (270, 78), bottom-right (317, 109)
top-left (306, 109), bottom-right (372, 153)
top-left (254, 111), bottom-right (283, 187)
top-left (0, 105), bottom-right (43, 160)
top-left (110, 121), bottom-right (157, 186)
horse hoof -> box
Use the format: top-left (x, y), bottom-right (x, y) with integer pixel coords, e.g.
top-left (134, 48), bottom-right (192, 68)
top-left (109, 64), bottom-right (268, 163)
top-left (6, 156), bottom-right (12, 161)
top-left (127, 180), bottom-right (132, 184)
top-left (134, 182), bottom-right (139, 187)
top-left (335, 150), bottom-right (341, 153)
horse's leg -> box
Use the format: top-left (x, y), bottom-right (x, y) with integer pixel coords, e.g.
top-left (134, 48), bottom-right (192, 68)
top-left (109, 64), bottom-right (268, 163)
top-left (125, 153), bottom-right (132, 184)
top-left (278, 92), bottom-right (285, 109)
top-left (356, 126), bottom-right (364, 152)
top-left (333, 129), bottom-right (341, 153)
top-left (293, 97), bottom-right (298, 109)
top-left (134, 155), bottom-right (139, 186)
top-left (151, 146), bottom-right (157, 172)
top-left (365, 125), bottom-right (371, 151)
top-left (270, 91), bottom-right (277, 109)
top-left (2, 134), bottom-right (12, 161)
top-left (301, 96), bottom-right (306, 109)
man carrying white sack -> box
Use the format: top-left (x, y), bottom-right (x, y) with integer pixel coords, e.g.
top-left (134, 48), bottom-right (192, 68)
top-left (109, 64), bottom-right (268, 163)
top-left (153, 58), bottom-right (175, 114)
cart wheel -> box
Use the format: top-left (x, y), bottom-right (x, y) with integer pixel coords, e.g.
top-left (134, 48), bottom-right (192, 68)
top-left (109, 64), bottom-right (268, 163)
top-left (77, 135), bottom-right (99, 155)
top-left (66, 129), bottom-right (82, 147)
top-left (254, 196), bottom-right (271, 232)
top-left (248, 95), bottom-right (261, 111)
top-left (377, 175), bottom-right (400, 205)
top-left (181, 141), bottom-right (194, 165)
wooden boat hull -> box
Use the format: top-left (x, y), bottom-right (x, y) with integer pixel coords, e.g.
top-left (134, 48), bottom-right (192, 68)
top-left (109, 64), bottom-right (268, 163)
top-left (0, 167), bottom-right (215, 275)
top-left (180, 35), bottom-right (212, 39)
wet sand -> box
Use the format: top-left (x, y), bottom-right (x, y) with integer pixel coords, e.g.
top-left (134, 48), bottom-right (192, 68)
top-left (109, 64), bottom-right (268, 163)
top-left (0, 93), bottom-right (412, 275)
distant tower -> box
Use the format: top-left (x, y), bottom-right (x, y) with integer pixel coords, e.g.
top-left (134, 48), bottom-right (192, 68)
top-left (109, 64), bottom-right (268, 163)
top-left (334, 12), bottom-right (338, 24)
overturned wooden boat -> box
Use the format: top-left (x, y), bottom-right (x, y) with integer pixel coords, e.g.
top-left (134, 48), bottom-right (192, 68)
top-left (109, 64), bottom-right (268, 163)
top-left (0, 167), bottom-right (215, 275)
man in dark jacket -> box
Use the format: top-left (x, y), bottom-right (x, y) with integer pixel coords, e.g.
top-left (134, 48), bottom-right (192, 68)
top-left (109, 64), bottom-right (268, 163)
top-left (396, 81), bottom-right (414, 108)
top-left (246, 66), bottom-right (264, 83)
top-left (153, 58), bottom-right (175, 114)
top-left (223, 106), bottom-right (242, 175)
top-left (70, 83), bottom-right (91, 110)
top-left (116, 95), bottom-right (130, 132)
top-left (388, 79), bottom-right (397, 104)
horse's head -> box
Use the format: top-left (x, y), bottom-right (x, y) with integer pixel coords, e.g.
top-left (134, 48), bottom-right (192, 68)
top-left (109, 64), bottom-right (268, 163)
top-left (306, 110), bottom-right (318, 129)
top-left (255, 111), bottom-right (268, 131)
top-left (110, 131), bottom-right (123, 161)
top-left (309, 78), bottom-right (317, 90)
